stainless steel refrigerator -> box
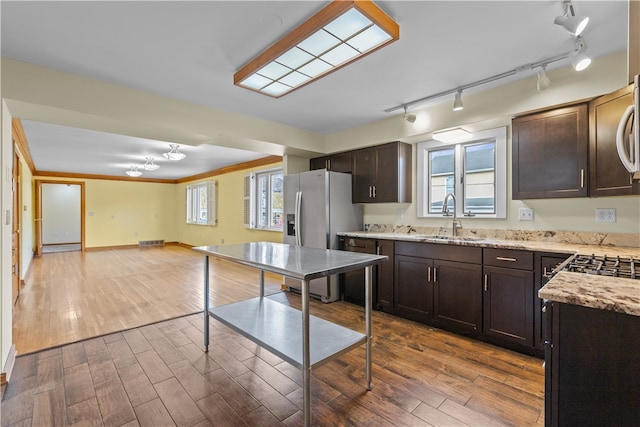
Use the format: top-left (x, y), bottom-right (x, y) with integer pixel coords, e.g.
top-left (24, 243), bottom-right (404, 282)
top-left (283, 169), bottom-right (363, 302)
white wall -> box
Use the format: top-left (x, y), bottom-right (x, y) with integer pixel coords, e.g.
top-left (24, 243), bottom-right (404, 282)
top-left (19, 156), bottom-right (33, 278)
top-left (1, 101), bottom-right (13, 372)
top-left (41, 183), bottom-right (81, 244)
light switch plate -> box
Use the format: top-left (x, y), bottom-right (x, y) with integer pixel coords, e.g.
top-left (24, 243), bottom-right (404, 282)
top-left (595, 208), bottom-right (616, 223)
top-left (518, 208), bottom-right (534, 221)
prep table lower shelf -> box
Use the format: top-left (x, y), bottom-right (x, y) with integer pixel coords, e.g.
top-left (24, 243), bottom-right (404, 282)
top-left (209, 296), bottom-right (366, 369)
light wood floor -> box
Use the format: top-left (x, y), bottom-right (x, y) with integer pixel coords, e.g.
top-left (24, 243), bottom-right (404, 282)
top-left (13, 245), bottom-right (283, 354)
top-left (5, 246), bottom-right (545, 426)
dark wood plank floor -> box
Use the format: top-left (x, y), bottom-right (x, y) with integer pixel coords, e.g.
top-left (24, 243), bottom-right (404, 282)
top-left (3, 295), bottom-right (544, 426)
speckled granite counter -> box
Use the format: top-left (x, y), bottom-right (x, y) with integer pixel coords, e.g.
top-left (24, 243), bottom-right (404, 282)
top-left (337, 231), bottom-right (640, 258)
top-left (337, 229), bottom-right (640, 317)
top-left (539, 271), bottom-right (640, 316)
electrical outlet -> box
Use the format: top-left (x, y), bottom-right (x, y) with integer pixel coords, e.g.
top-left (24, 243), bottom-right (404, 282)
top-left (396, 208), bottom-right (404, 219)
top-left (518, 208), bottom-right (534, 221)
top-left (595, 208), bottom-right (616, 223)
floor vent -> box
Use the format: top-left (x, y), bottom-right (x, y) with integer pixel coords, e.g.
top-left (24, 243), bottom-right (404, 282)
top-left (138, 240), bottom-right (165, 248)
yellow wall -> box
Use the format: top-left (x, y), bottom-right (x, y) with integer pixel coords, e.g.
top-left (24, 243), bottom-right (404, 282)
top-left (176, 163), bottom-right (284, 246)
top-left (85, 180), bottom-right (178, 247)
top-left (33, 161), bottom-right (284, 249)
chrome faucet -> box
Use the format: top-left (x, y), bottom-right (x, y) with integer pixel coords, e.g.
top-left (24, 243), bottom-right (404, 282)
top-left (442, 193), bottom-right (462, 237)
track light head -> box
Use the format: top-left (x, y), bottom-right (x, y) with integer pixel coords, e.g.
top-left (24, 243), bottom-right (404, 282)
top-left (403, 107), bottom-right (416, 123)
top-left (571, 36), bottom-right (591, 71)
top-left (537, 65), bottom-right (551, 91)
top-left (554, 0), bottom-right (589, 36)
top-left (452, 90), bottom-right (464, 111)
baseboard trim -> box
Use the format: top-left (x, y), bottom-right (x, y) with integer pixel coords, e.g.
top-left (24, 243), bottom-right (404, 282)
top-left (1, 344), bottom-right (17, 386)
top-left (85, 242), bottom-right (181, 252)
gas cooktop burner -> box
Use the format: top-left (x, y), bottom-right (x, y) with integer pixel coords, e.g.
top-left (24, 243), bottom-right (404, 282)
top-left (563, 254), bottom-right (638, 279)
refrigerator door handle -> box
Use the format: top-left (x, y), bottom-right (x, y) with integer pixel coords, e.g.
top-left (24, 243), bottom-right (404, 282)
top-left (295, 191), bottom-right (302, 246)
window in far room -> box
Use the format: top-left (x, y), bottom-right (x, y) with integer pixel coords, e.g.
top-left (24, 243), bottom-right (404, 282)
top-left (417, 127), bottom-right (507, 219)
top-left (186, 180), bottom-right (216, 225)
top-left (244, 168), bottom-right (283, 231)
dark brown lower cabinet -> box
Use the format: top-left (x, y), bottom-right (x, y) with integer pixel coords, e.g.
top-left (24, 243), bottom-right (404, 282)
top-left (376, 240), bottom-right (394, 311)
top-left (433, 260), bottom-right (482, 334)
top-left (394, 255), bottom-right (433, 323)
top-left (394, 253), bottom-right (481, 333)
top-left (535, 253), bottom-right (570, 350)
top-left (482, 266), bottom-right (534, 347)
top-left (545, 302), bottom-right (640, 426)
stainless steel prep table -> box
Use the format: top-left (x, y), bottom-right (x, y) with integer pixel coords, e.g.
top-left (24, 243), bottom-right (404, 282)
top-left (193, 242), bottom-right (387, 426)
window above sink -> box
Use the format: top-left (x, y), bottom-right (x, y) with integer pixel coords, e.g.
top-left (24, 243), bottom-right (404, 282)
top-left (416, 126), bottom-right (507, 219)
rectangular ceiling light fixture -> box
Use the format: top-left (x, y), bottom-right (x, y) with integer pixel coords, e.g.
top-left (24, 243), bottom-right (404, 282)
top-left (234, 0), bottom-right (399, 98)
top-left (432, 128), bottom-right (472, 143)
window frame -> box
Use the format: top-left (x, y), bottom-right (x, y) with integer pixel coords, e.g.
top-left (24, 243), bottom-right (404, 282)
top-left (186, 180), bottom-right (217, 226)
top-left (245, 168), bottom-right (283, 232)
top-left (416, 127), bottom-right (507, 219)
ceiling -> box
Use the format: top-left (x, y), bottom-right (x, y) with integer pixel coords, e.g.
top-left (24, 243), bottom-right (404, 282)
top-left (1, 1), bottom-right (629, 180)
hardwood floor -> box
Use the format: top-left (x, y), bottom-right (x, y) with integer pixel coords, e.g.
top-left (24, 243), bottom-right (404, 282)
top-left (4, 246), bottom-right (545, 426)
top-left (12, 245), bottom-right (283, 354)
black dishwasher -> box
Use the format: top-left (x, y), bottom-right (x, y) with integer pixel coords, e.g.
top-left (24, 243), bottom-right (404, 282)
top-left (339, 237), bottom-right (376, 306)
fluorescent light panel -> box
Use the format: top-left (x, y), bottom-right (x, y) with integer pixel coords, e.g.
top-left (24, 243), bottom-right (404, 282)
top-left (234, 0), bottom-right (399, 98)
top-left (433, 128), bottom-right (472, 143)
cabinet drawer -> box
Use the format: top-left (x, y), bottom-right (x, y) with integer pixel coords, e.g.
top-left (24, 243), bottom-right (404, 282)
top-left (342, 238), bottom-right (376, 251)
top-left (483, 248), bottom-right (533, 270)
top-left (395, 241), bottom-right (482, 264)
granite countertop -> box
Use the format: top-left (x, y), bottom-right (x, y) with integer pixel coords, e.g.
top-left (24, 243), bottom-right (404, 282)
top-left (338, 231), bottom-right (640, 258)
top-left (539, 271), bottom-right (640, 317)
top-left (338, 229), bottom-right (640, 317)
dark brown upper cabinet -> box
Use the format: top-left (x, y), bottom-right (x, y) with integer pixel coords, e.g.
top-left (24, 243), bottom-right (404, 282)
top-left (352, 141), bottom-right (412, 203)
top-left (589, 84), bottom-right (640, 197)
top-left (309, 151), bottom-right (352, 173)
top-left (629, 0), bottom-right (639, 83)
top-left (512, 104), bottom-right (588, 200)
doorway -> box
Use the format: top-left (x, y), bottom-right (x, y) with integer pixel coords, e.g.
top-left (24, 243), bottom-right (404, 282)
top-left (35, 181), bottom-right (85, 255)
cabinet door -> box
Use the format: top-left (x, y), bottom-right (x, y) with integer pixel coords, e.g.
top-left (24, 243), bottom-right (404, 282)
top-left (352, 148), bottom-right (376, 203)
top-left (483, 266), bottom-right (534, 346)
top-left (376, 240), bottom-right (394, 311)
top-left (310, 156), bottom-right (328, 171)
top-left (373, 143), bottom-right (400, 202)
top-left (434, 260), bottom-right (482, 334)
top-left (535, 255), bottom-right (569, 350)
top-left (589, 85), bottom-right (640, 196)
top-left (512, 104), bottom-right (588, 199)
top-left (327, 152), bottom-right (352, 173)
top-left (394, 255), bottom-right (433, 323)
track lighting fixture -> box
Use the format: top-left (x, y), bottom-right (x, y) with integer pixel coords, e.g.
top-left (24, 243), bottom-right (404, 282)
top-left (385, 0), bottom-right (592, 115)
top-left (554, 0), bottom-right (589, 36)
top-left (570, 36), bottom-right (591, 71)
top-left (163, 144), bottom-right (186, 161)
top-left (537, 65), bottom-right (551, 91)
top-left (143, 157), bottom-right (160, 171)
top-left (403, 106), bottom-right (416, 123)
top-left (125, 165), bottom-right (143, 177)
top-left (452, 90), bottom-right (464, 111)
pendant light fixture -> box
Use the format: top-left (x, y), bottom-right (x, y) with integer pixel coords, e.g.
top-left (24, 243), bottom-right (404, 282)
top-left (143, 157), bottom-right (160, 170)
top-left (163, 144), bottom-right (186, 161)
top-left (125, 165), bottom-right (143, 177)
top-left (452, 90), bottom-right (464, 111)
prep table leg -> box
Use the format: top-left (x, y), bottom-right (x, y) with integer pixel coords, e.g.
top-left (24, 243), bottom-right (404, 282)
top-left (204, 255), bottom-right (210, 353)
top-left (301, 279), bottom-right (311, 427)
top-left (365, 265), bottom-right (372, 391)
top-left (260, 270), bottom-right (265, 298)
